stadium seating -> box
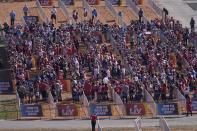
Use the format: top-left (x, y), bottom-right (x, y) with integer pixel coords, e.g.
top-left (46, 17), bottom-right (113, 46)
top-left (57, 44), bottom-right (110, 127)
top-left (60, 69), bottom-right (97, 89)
top-left (0, 0), bottom-right (196, 121)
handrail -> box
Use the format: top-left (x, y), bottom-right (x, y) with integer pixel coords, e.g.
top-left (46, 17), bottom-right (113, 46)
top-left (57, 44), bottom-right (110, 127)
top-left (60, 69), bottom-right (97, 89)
top-left (82, 0), bottom-right (93, 19)
top-left (112, 91), bottom-right (126, 116)
top-left (58, 0), bottom-right (75, 24)
top-left (144, 89), bottom-right (157, 117)
top-left (21, 16), bottom-right (26, 26)
top-left (105, 0), bottom-right (126, 27)
top-left (36, 0), bottom-right (49, 23)
top-left (134, 117), bottom-right (142, 131)
top-left (16, 90), bottom-right (21, 108)
top-left (146, 0), bottom-right (163, 17)
top-left (80, 91), bottom-right (90, 117)
top-left (98, 118), bottom-right (102, 131)
top-left (159, 117), bottom-right (171, 131)
top-left (126, 0), bottom-right (148, 23)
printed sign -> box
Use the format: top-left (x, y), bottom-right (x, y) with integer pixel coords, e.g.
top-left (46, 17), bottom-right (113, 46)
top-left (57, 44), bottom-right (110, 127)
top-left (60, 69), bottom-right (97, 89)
top-left (157, 103), bottom-right (178, 115)
top-left (24, 16), bottom-right (39, 24)
top-left (0, 81), bottom-right (13, 94)
top-left (192, 98), bottom-right (197, 111)
top-left (86, 0), bottom-right (97, 5)
top-left (109, 0), bottom-right (120, 5)
top-left (20, 104), bottom-right (43, 117)
top-left (90, 104), bottom-right (112, 116)
top-left (57, 104), bottom-right (78, 116)
top-left (126, 103), bottom-right (145, 115)
top-left (62, 0), bottom-right (74, 5)
top-left (39, 0), bottom-right (52, 6)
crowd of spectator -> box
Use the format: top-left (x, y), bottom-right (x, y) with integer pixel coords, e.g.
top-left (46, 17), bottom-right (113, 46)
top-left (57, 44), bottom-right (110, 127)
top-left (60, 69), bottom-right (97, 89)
top-left (0, 5), bottom-right (197, 106)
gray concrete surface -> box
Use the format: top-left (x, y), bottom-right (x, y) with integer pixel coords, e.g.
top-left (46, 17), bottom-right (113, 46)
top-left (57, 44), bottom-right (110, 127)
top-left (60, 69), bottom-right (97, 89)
top-left (0, 115), bottom-right (196, 130)
top-left (158, 0), bottom-right (197, 27)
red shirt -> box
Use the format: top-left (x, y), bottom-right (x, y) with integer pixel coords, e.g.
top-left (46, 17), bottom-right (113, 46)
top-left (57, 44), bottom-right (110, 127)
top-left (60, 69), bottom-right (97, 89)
top-left (84, 82), bottom-right (92, 96)
top-left (115, 85), bottom-right (122, 95)
top-left (186, 99), bottom-right (192, 111)
top-left (90, 115), bottom-right (97, 122)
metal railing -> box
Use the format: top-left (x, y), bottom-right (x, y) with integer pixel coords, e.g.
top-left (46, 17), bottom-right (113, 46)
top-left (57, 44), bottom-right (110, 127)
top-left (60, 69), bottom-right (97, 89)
top-left (144, 89), bottom-right (157, 117)
top-left (82, 0), bottom-right (93, 19)
top-left (159, 117), bottom-right (171, 131)
top-left (134, 117), bottom-right (142, 131)
top-left (146, 0), bottom-right (163, 17)
top-left (126, 0), bottom-right (148, 23)
top-left (98, 118), bottom-right (103, 131)
top-left (174, 88), bottom-right (186, 114)
top-left (112, 91), bottom-right (126, 116)
top-left (36, 0), bottom-right (49, 23)
top-left (58, 0), bottom-right (74, 24)
top-left (105, 0), bottom-right (126, 27)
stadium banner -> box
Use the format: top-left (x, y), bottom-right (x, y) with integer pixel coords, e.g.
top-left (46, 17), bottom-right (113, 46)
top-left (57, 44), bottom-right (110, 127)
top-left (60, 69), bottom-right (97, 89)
top-left (157, 103), bottom-right (178, 115)
top-left (109, 0), bottom-right (120, 5)
top-left (126, 103), bottom-right (145, 116)
top-left (0, 81), bottom-right (13, 94)
top-left (24, 16), bottom-right (39, 24)
top-left (61, 0), bottom-right (74, 5)
top-left (192, 98), bottom-right (197, 111)
top-left (57, 104), bottom-right (78, 116)
top-left (39, 0), bottom-right (53, 6)
top-left (86, 0), bottom-right (99, 5)
top-left (20, 104), bottom-right (43, 117)
top-left (89, 104), bottom-right (112, 116)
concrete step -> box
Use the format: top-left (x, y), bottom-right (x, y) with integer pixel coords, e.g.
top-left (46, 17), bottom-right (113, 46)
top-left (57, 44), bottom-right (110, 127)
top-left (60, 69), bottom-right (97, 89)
top-left (114, 6), bottom-right (137, 25)
top-left (0, 1), bottom-right (35, 25)
top-left (138, 5), bottom-right (160, 21)
top-left (91, 6), bottom-right (116, 24)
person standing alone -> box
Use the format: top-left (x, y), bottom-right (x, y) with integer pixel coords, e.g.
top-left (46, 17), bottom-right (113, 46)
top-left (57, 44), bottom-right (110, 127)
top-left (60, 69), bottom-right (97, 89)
top-left (51, 6), bottom-right (57, 24)
top-left (90, 113), bottom-right (97, 131)
top-left (10, 10), bottom-right (16, 26)
top-left (23, 4), bottom-right (29, 16)
top-left (186, 97), bottom-right (192, 116)
top-left (138, 8), bottom-right (143, 23)
top-left (190, 17), bottom-right (195, 32)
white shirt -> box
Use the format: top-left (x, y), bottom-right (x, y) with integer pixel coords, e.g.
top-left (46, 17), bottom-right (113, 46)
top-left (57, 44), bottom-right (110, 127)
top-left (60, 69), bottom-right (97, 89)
top-left (51, 8), bottom-right (57, 15)
top-left (103, 77), bottom-right (109, 84)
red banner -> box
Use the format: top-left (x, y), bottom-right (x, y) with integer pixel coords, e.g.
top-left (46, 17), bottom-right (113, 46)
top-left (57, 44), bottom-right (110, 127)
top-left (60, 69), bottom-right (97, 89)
top-left (57, 104), bottom-right (78, 116)
top-left (126, 103), bottom-right (145, 116)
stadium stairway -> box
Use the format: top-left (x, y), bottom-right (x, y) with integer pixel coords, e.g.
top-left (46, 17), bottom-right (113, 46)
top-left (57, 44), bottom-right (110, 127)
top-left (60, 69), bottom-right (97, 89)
top-left (138, 4), bottom-right (161, 21)
top-left (29, 6), bottom-right (40, 19)
top-left (91, 5), bottom-right (116, 24)
top-left (41, 1), bottom-right (68, 26)
top-left (114, 6), bottom-right (137, 25)
top-left (66, 0), bottom-right (92, 23)
top-left (0, 2), bottom-right (26, 25)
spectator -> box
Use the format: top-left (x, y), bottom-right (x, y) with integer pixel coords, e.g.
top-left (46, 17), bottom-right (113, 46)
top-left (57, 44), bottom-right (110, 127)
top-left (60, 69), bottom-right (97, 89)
top-left (23, 4), bottom-right (29, 17)
top-left (84, 7), bottom-right (88, 20)
top-left (72, 10), bottom-right (78, 23)
top-left (90, 113), bottom-right (97, 131)
top-left (186, 97), bottom-right (192, 116)
top-left (92, 9), bottom-right (97, 23)
top-left (10, 10), bottom-right (16, 26)
top-left (138, 8), bottom-right (143, 23)
top-left (190, 17), bottom-right (195, 32)
top-left (162, 7), bottom-right (168, 21)
top-left (51, 6), bottom-right (57, 24)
